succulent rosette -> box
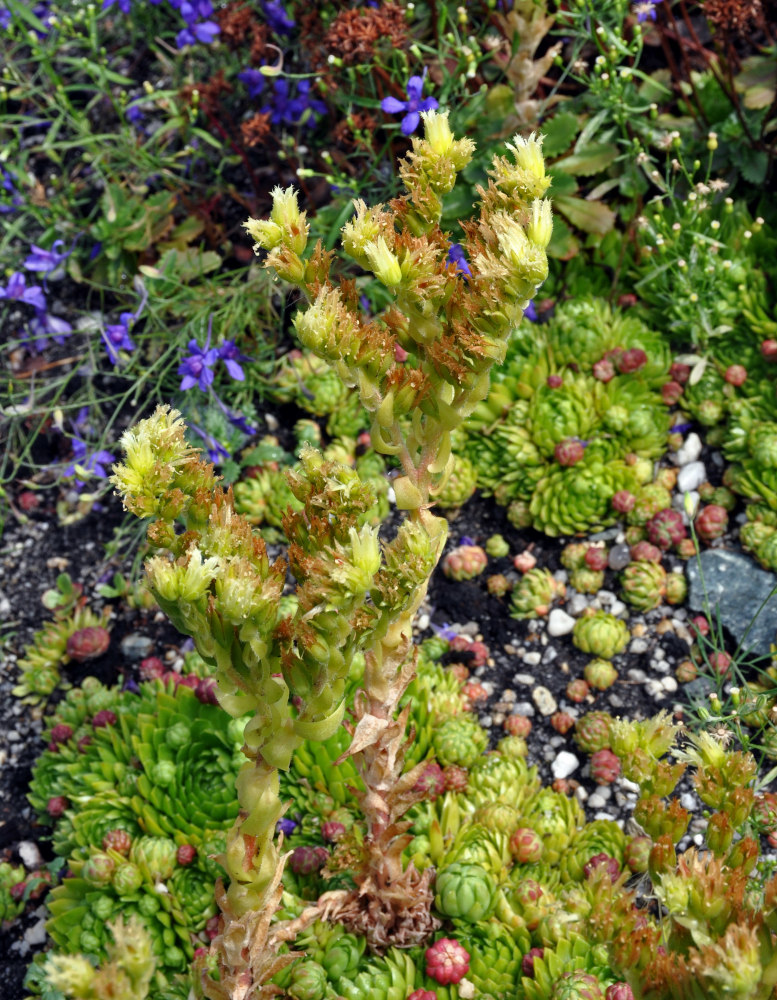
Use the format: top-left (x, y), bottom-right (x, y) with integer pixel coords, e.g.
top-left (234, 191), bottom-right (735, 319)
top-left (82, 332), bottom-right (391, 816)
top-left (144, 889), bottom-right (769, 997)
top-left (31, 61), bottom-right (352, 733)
top-left (442, 823), bottom-right (512, 875)
top-left (559, 821), bottom-right (627, 882)
top-left (620, 560), bottom-right (667, 611)
top-left (625, 484), bottom-right (672, 527)
top-left (572, 612), bottom-right (629, 660)
top-left (454, 918), bottom-right (528, 996)
top-left (519, 789), bottom-right (586, 866)
top-left (434, 862), bottom-right (498, 922)
top-left (573, 713), bottom-right (614, 755)
top-left (467, 752), bottom-right (541, 809)
top-left (434, 454), bottom-right (478, 509)
top-left (432, 714), bottom-right (488, 768)
top-left (521, 936), bottom-right (614, 1000)
top-left (511, 568), bottom-right (565, 619)
top-left (1, 861), bottom-right (27, 923)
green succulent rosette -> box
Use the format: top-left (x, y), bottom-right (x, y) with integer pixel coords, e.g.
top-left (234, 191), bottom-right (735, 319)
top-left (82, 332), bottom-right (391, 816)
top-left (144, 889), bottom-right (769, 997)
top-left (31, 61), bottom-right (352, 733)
top-left (280, 726), bottom-right (364, 814)
top-left (620, 560), bottom-right (667, 611)
top-left (680, 365), bottom-right (728, 427)
top-left (572, 611), bottom-right (629, 660)
top-left (559, 820), bottom-right (627, 882)
top-left (465, 402), bottom-right (545, 503)
top-left (626, 483), bottom-right (672, 527)
top-left (432, 713), bottom-right (488, 768)
top-left (168, 862), bottom-right (218, 931)
top-left (335, 947), bottom-right (419, 1000)
top-left (468, 753), bottom-right (541, 809)
top-left (326, 390), bottom-right (369, 439)
top-left (434, 861), bottom-right (498, 922)
top-left (233, 467), bottom-right (304, 528)
top-left (600, 381), bottom-right (670, 458)
top-left (434, 453), bottom-right (478, 509)
top-left (519, 789), bottom-right (586, 867)
top-left (273, 351), bottom-right (349, 416)
top-left (454, 918), bottom-right (529, 994)
top-left (569, 568), bottom-right (604, 595)
top-left (1, 861), bottom-right (27, 923)
top-left (511, 568), bottom-right (563, 619)
top-left (441, 823), bottom-right (512, 875)
top-left (529, 443), bottom-right (639, 537)
top-left (528, 374), bottom-right (601, 457)
top-left (522, 936), bottom-right (614, 1000)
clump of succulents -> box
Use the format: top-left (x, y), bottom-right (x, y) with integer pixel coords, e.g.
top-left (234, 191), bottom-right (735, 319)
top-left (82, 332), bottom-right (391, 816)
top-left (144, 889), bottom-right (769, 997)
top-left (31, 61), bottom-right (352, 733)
top-left (456, 297), bottom-right (671, 536)
top-left (620, 560), bottom-right (667, 611)
top-left (442, 544), bottom-right (488, 581)
top-left (510, 567), bottom-right (565, 619)
top-left (13, 600), bottom-right (111, 704)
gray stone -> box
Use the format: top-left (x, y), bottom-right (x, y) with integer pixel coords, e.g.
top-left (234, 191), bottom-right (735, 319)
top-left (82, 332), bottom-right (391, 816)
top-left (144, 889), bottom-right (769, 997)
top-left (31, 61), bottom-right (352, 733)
top-left (686, 549), bottom-right (777, 655)
top-left (120, 633), bottom-right (154, 661)
top-left (608, 544), bottom-right (631, 571)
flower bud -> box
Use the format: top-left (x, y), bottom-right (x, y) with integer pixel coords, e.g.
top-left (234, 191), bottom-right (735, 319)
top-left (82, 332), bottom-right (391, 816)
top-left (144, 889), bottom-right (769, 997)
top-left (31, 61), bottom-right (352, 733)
top-left (724, 364), bottom-right (746, 386)
top-left (761, 339), bottom-right (777, 361)
top-left (527, 199), bottom-right (553, 248)
top-left (616, 348), bottom-right (648, 374)
top-left (364, 236), bottom-right (402, 287)
top-left (554, 438), bottom-right (585, 466)
top-left (661, 381), bottom-right (683, 405)
top-left (592, 357), bottom-right (615, 382)
top-left (47, 795), bottom-right (69, 818)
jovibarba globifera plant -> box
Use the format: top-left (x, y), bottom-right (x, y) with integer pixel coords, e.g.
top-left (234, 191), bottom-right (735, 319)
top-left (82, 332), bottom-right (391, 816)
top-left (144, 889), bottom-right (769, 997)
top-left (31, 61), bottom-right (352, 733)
top-left (111, 111), bottom-right (552, 997)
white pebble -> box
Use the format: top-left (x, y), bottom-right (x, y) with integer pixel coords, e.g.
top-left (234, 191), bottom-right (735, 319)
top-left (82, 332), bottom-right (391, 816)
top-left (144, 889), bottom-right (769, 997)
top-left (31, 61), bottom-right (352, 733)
top-left (673, 432), bottom-right (702, 465)
top-left (523, 651), bottom-right (542, 666)
top-left (532, 685), bottom-right (558, 716)
top-left (547, 608), bottom-right (576, 636)
top-left (552, 750), bottom-right (580, 779)
top-left (513, 673), bottom-right (535, 685)
top-left (681, 793), bottom-right (697, 811)
top-left (661, 676), bottom-right (678, 693)
top-left (567, 594), bottom-right (589, 616)
top-left (18, 841), bottom-right (43, 869)
top-left (610, 600), bottom-right (627, 617)
top-left (588, 793), bottom-right (606, 809)
top-left (677, 461), bottom-right (707, 493)
top-left (630, 638), bottom-right (649, 654)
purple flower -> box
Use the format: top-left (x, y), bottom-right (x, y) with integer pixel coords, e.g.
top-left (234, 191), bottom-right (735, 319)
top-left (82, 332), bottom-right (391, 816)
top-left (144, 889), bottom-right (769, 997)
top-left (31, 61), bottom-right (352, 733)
top-left (26, 310), bottom-right (73, 352)
top-left (447, 243), bottom-right (471, 278)
top-left (102, 0), bottom-right (132, 12)
top-left (264, 0), bottom-right (294, 34)
top-left (633, 0), bottom-right (661, 22)
top-left (380, 70), bottom-right (438, 136)
top-left (1, 168), bottom-right (22, 213)
top-left (23, 239), bottom-right (72, 274)
top-left (180, 0), bottom-right (213, 23)
top-left (64, 437), bottom-right (116, 487)
top-left (0, 7), bottom-right (11, 29)
top-left (125, 103), bottom-right (145, 126)
top-left (218, 340), bottom-right (251, 381)
top-left (238, 68), bottom-right (266, 100)
top-left (276, 817), bottom-right (298, 836)
top-left (178, 335), bottom-right (219, 391)
top-left (430, 622), bottom-right (458, 641)
top-left (262, 78), bottom-right (326, 128)
top-left (0, 272), bottom-right (47, 311)
top-left (523, 300), bottom-right (538, 322)
top-left (102, 311), bottom-right (136, 365)
top-left (176, 18), bottom-right (219, 46)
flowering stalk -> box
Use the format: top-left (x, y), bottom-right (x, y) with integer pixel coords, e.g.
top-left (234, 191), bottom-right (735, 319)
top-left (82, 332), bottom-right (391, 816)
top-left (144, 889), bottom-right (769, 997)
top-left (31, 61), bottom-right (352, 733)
top-left (114, 111), bottom-right (551, 987)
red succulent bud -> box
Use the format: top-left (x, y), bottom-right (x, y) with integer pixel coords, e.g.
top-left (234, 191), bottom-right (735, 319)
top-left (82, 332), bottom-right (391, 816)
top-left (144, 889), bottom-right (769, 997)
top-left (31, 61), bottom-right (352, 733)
top-left (521, 947), bottom-right (544, 977)
top-left (606, 984), bottom-right (635, 1000)
top-left (550, 711), bottom-right (575, 735)
top-left (566, 679), bottom-right (590, 703)
top-left (630, 541), bottom-right (663, 563)
top-left (177, 844), bottom-right (197, 866)
top-left (139, 656), bottom-right (165, 680)
top-left (67, 626), bottom-right (110, 662)
top-left (394, 344), bottom-right (409, 363)
top-left (467, 641), bottom-right (489, 667)
top-left (425, 938), bottom-right (470, 986)
top-left (546, 374), bottom-right (563, 388)
top-left (77, 735), bottom-right (92, 752)
top-left (289, 845), bottom-right (328, 875)
top-left (761, 339), bottom-right (777, 361)
top-left (18, 490), bottom-right (41, 511)
top-left (205, 915), bottom-right (221, 940)
top-left (691, 615), bottom-right (709, 637)
top-left (50, 723), bottom-right (73, 745)
top-left (193, 947), bottom-right (208, 960)
top-left (195, 676), bottom-right (219, 705)
top-left (47, 795), bottom-right (69, 818)
top-left (616, 348), bottom-right (647, 373)
top-left (695, 504), bottom-right (728, 541)
top-left (504, 714), bottom-right (532, 738)
top-left (447, 664), bottom-right (469, 683)
top-left (618, 293), bottom-right (638, 309)
top-left (669, 362), bottom-right (691, 383)
top-left (646, 508), bottom-right (686, 550)
top-left (513, 551), bottom-right (537, 573)
top-left (585, 547), bottom-right (609, 572)
top-left (709, 651), bottom-right (731, 676)
top-left (463, 681), bottom-right (488, 704)
top-left (442, 765), bottom-right (469, 792)
top-left (583, 852), bottom-right (621, 882)
top-left (509, 827), bottom-right (543, 863)
top-left (321, 821), bottom-right (346, 842)
top-left (661, 381), bottom-right (684, 405)
top-left (593, 358), bottom-right (615, 382)
top-left (590, 749), bottom-right (621, 785)
top-left (408, 992), bottom-right (437, 1000)
top-left (724, 364), bottom-right (747, 386)
top-left (91, 710), bottom-right (117, 728)
top-left (554, 438), bottom-right (585, 467)
top-left (103, 829), bottom-right (132, 855)
top-left (10, 882), bottom-right (27, 902)
top-left (611, 490), bottom-right (636, 513)
top-left (178, 674), bottom-right (199, 690)
top-left (413, 762), bottom-right (446, 799)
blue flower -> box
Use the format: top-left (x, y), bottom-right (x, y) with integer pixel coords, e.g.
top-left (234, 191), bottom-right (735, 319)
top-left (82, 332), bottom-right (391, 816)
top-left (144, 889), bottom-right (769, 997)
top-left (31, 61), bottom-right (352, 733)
top-left (26, 310), bottom-right (73, 352)
top-left (64, 437), bottom-right (116, 487)
top-left (187, 420), bottom-right (231, 465)
top-left (633, 0), bottom-right (661, 22)
top-left (380, 70), bottom-right (438, 136)
top-left (176, 19), bottom-right (220, 46)
top-left (276, 817), bottom-right (298, 836)
top-left (238, 68), bottom-right (266, 100)
top-left (447, 243), bottom-right (471, 278)
top-left (23, 239), bottom-right (72, 274)
top-left (125, 102), bottom-right (145, 126)
top-left (0, 272), bottom-right (47, 311)
top-left (1, 168), bottom-right (22, 213)
top-left (178, 335), bottom-right (219, 391)
top-left (261, 77), bottom-right (326, 128)
top-left (102, 0), bottom-right (132, 12)
top-left (102, 311), bottom-right (136, 365)
top-left (523, 300), bottom-right (538, 322)
top-left (218, 339), bottom-right (251, 381)
top-left (264, 0), bottom-right (294, 34)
